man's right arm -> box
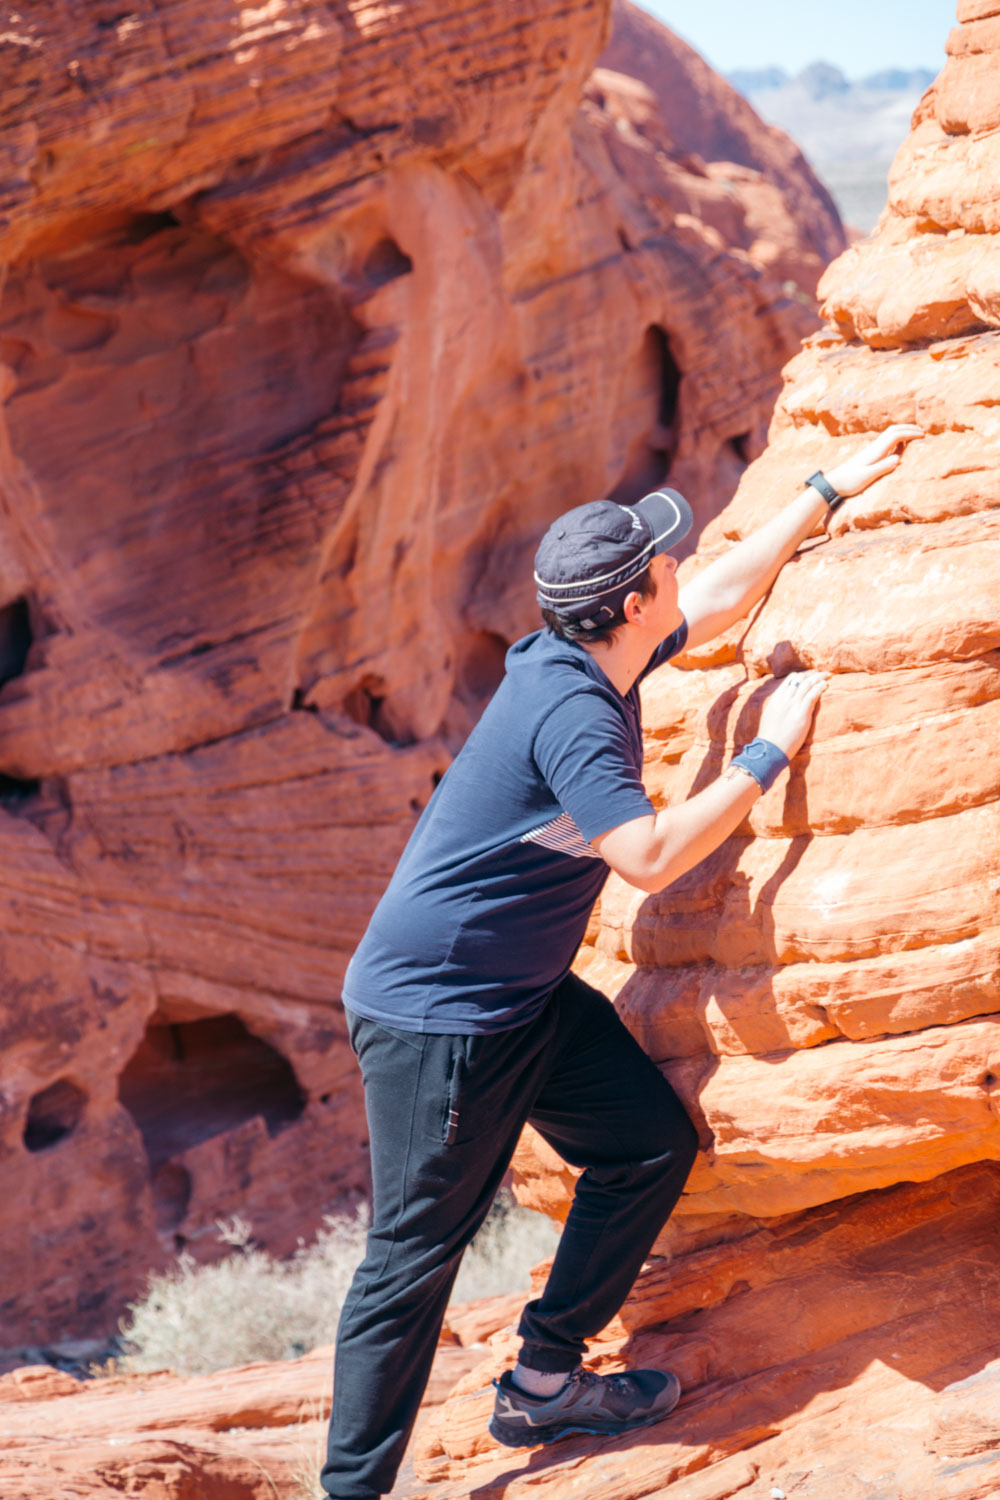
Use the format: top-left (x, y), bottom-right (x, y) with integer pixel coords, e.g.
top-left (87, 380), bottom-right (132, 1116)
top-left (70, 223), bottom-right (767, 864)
top-left (677, 424), bottom-right (923, 653)
top-left (592, 670), bottom-right (826, 893)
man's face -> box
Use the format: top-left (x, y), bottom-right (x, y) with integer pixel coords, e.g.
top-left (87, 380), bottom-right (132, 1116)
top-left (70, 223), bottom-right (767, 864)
top-left (646, 551), bottom-right (683, 634)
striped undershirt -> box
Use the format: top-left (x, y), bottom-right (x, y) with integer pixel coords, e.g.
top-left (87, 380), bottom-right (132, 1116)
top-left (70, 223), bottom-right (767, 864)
top-left (520, 811), bottom-right (601, 861)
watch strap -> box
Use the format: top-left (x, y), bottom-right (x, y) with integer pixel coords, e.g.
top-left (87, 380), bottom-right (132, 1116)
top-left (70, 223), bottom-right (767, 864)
top-left (805, 469), bottom-right (845, 510)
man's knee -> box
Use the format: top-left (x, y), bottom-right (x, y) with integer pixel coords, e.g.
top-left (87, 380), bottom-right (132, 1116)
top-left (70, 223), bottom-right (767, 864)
top-left (636, 1114), bottom-right (698, 1231)
top-left (643, 1092), bottom-right (699, 1175)
top-left (588, 1109), bottom-right (699, 1196)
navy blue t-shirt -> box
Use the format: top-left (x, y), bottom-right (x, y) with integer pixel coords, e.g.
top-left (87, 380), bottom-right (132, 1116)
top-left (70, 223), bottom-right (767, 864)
top-left (342, 620), bottom-right (688, 1033)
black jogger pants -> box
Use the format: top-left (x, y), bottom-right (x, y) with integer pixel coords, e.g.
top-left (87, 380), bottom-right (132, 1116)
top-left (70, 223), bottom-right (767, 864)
top-left (321, 972), bottom-right (699, 1500)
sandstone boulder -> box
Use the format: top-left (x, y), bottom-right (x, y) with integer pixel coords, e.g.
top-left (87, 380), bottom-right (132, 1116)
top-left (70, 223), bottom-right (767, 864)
top-left (0, 1320), bottom-right (493, 1499)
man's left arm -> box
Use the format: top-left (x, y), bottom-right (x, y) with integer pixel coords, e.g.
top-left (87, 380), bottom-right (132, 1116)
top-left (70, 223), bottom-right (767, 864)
top-left (679, 424), bottom-right (923, 651)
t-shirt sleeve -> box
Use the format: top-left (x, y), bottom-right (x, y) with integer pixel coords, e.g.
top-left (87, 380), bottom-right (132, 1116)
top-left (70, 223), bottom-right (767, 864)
top-left (533, 691), bottom-right (654, 844)
top-left (638, 615), bottom-right (689, 682)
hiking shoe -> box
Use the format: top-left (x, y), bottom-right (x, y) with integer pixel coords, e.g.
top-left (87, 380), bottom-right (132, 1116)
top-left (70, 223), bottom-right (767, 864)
top-left (488, 1364), bottom-right (681, 1447)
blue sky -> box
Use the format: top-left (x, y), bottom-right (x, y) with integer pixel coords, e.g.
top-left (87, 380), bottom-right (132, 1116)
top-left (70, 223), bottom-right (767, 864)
top-left (634, 0), bottom-right (957, 77)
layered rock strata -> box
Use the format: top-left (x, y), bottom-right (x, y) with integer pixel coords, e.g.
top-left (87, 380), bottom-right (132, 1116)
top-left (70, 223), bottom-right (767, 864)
top-left (0, 2), bottom-right (840, 1345)
top-left (0, 1296), bottom-right (511, 1500)
top-left (9, 1174), bottom-right (1000, 1500)
top-left (418, 7), bottom-right (1000, 1497)
top-left (415, 1165), bottom-right (1000, 1500)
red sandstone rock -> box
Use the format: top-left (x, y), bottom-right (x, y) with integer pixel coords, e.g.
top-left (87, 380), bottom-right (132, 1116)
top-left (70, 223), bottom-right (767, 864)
top-left (8, 0), bottom-right (1000, 1489)
top-left (598, 0), bottom-right (843, 293)
top-left (0, 1331), bottom-right (487, 1499)
top-left (0, 0), bottom-right (839, 1348)
top-left (414, 1165), bottom-right (1000, 1500)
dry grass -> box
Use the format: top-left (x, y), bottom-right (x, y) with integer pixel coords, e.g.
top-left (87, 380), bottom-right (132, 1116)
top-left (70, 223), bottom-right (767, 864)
top-left (453, 1188), bottom-right (559, 1303)
top-left (286, 1398), bottom-right (328, 1500)
top-left (119, 1190), bottom-right (558, 1376)
top-left (119, 1210), bottom-right (369, 1375)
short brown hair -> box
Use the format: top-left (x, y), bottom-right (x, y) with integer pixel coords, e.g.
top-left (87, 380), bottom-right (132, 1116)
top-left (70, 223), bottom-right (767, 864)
top-left (541, 564), bottom-right (658, 646)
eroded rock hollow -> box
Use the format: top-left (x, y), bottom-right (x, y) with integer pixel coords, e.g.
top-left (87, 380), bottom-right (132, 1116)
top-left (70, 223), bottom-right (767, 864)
top-left (0, 1), bottom-right (839, 1349)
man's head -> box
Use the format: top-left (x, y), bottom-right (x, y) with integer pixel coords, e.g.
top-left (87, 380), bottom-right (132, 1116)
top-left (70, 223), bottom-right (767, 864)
top-left (535, 489), bottom-right (692, 646)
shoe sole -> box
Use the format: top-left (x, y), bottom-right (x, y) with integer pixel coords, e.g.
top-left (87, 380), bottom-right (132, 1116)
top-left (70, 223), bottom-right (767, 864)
top-left (488, 1381), bottom-right (681, 1449)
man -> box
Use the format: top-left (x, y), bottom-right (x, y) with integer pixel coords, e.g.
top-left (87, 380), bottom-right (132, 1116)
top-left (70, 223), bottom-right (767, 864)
top-left (321, 423), bottom-right (922, 1500)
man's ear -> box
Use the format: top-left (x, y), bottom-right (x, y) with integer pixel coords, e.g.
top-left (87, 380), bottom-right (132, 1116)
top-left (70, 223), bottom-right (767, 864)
top-left (622, 589), bottom-right (645, 625)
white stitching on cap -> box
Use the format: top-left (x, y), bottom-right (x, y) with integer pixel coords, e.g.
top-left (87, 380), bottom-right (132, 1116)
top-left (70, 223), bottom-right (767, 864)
top-left (535, 547), bottom-right (654, 603)
top-left (535, 493), bottom-right (685, 603)
top-left (534, 539), bottom-right (654, 594)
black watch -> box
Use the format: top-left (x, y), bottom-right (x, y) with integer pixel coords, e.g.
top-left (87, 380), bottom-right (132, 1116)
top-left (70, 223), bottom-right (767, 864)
top-left (805, 470), bottom-right (845, 510)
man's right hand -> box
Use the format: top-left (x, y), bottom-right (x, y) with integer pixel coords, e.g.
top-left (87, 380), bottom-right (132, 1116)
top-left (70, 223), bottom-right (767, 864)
top-left (825, 423), bottom-right (924, 498)
top-left (593, 670), bottom-right (828, 894)
top-left (757, 669), bottom-right (828, 760)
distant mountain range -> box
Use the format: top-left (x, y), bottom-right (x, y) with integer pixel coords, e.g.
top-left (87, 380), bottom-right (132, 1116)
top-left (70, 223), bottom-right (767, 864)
top-left (726, 62), bottom-right (938, 231)
top-left (729, 63), bottom-right (936, 99)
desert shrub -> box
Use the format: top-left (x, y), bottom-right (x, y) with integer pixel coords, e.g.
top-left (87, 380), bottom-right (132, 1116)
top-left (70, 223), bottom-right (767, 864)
top-left (453, 1189), bottom-right (559, 1302)
top-left (120, 1189), bottom-right (558, 1375)
top-left (119, 1210), bottom-right (369, 1375)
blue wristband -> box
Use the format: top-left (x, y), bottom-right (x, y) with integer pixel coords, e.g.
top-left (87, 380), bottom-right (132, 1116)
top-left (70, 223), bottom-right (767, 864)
top-left (730, 737), bottom-right (789, 794)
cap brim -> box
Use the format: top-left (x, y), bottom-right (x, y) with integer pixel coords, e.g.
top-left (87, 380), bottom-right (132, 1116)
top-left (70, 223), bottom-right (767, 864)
top-left (630, 488), bottom-right (693, 554)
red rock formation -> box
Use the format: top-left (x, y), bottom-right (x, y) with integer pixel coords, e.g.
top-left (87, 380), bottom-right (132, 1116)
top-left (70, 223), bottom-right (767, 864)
top-left (598, 0), bottom-right (843, 291)
top-left (9, 1168), bottom-right (1000, 1500)
top-left (9, 1172), bottom-right (1000, 1500)
top-left (0, 1312), bottom-right (499, 1499)
top-left (416, 6), bottom-right (1000, 1496)
top-left (0, 1), bottom-right (839, 1349)
top-left (416, 1165), bottom-right (1000, 1500)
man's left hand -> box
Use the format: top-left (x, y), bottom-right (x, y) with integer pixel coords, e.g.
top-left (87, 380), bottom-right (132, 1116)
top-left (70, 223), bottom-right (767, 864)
top-left (825, 423), bottom-right (924, 499)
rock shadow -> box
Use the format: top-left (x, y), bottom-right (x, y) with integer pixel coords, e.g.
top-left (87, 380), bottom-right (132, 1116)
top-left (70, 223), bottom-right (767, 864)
top-left (625, 652), bottom-right (817, 1058)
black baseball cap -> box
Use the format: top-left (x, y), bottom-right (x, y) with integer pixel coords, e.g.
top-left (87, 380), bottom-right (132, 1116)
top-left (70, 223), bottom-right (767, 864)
top-left (534, 488), bottom-right (693, 630)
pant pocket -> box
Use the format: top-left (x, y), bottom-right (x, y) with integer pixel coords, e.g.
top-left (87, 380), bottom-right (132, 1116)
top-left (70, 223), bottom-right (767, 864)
top-left (441, 1040), bottom-right (462, 1145)
top-left (439, 1032), bottom-right (508, 1146)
